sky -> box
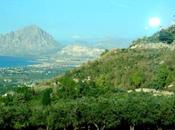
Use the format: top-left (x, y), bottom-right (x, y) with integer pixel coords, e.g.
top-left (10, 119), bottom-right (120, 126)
top-left (0, 0), bottom-right (175, 41)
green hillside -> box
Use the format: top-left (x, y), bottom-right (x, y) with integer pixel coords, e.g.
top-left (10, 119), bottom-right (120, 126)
top-left (54, 47), bottom-right (175, 91)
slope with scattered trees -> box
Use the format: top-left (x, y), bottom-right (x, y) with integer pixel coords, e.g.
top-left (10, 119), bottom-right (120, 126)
top-left (57, 48), bottom-right (175, 91)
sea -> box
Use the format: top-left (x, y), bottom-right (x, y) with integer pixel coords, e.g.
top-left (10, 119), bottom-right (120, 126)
top-left (0, 56), bottom-right (36, 68)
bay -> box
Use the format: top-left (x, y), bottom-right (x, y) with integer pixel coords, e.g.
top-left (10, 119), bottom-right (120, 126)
top-left (0, 56), bottom-right (36, 68)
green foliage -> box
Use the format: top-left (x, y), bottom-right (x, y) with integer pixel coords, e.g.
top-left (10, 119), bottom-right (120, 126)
top-left (1, 86), bottom-right (175, 129)
top-left (42, 88), bottom-right (52, 106)
top-left (15, 86), bottom-right (35, 102)
top-left (131, 25), bottom-right (175, 45)
top-left (58, 77), bottom-right (109, 98)
top-left (47, 100), bottom-right (77, 129)
top-left (159, 30), bottom-right (174, 44)
top-left (66, 49), bottom-right (175, 90)
top-left (129, 70), bottom-right (145, 88)
top-left (95, 74), bottom-right (108, 87)
top-left (152, 65), bottom-right (173, 89)
top-left (58, 77), bottom-right (79, 99)
top-left (29, 108), bottom-right (48, 128)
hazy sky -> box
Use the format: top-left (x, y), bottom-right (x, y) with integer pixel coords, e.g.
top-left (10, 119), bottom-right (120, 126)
top-left (0, 0), bottom-right (175, 40)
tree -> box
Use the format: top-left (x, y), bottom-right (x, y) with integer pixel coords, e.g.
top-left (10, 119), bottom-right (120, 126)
top-left (152, 65), bottom-right (173, 89)
top-left (159, 31), bottom-right (174, 44)
top-left (47, 100), bottom-right (77, 130)
top-left (58, 77), bottom-right (79, 99)
top-left (42, 88), bottom-right (52, 106)
top-left (78, 97), bottom-right (121, 130)
top-left (29, 107), bottom-right (49, 129)
top-left (11, 104), bottom-right (31, 129)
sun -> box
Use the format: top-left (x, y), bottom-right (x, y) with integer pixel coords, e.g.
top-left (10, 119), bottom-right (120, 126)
top-left (148, 17), bottom-right (161, 27)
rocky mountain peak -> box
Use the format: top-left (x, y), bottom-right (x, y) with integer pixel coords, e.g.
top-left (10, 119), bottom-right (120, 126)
top-left (0, 25), bottom-right (60, 57)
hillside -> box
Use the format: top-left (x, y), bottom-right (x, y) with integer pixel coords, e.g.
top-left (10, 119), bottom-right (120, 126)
top-left (131, 24), bottom-right (175, 48)
top-left (0, 25), bottom-right (60, 57)
top-left (37, 25), bottom-right (175, 92)
top-left (48, 48), bottom-right (174, 91)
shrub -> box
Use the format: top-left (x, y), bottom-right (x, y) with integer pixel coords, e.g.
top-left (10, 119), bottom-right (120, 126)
top-left (152, 65), bottom-right (173, 89)
top-left (129, 71), bottom-right (145, 88)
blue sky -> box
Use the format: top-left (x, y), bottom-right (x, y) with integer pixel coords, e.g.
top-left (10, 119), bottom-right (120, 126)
top-left (0, 0), bottom-right (175, 41)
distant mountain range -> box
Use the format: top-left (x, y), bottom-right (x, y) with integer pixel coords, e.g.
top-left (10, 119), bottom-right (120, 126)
top-left (90, 38), bottom-right (131, 49)
top-left (0, 25), bottom-right (60, 57)
top-left (0, 25), bottom-right (131, 59)
top-left (64, 38), bottom-right (131, 49)
top-left (59, 45), bottom-right (104, 57)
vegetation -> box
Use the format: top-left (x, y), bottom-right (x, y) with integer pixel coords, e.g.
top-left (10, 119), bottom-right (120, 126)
top-left (159, 30), bottom-right (174, 44)
top-left (0, 66), bottom-right (72, 94)
top-left (59, 48), bottom-right (175, 91)
top-left (1, 25), bottom-right (175, 130)
top-left (42, 88), bottom-right (52, 106)
top-left (132, 25), bottom-right (175, 44)
top-left (1, 84), bottom-right (175, 130)
top-left (1, 47), bottom-right (175, 130)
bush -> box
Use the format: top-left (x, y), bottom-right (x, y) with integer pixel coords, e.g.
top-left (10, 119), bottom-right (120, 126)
top-left (152, 65), bottom-right (173, 89)
top-left (129, 71), bottom-right (145, 88)
top-left (42, 88), bottom-right (52, 106)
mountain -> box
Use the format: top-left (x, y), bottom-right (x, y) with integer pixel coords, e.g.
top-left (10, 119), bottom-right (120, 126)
top-left (0, 25), bottom-right (60, 57)
top-left (64, 37), bottom-right (131, 50)
top-left (91, 38), bottom-right (131, 49)
top-left (59, 44), bottom-right (104, 57)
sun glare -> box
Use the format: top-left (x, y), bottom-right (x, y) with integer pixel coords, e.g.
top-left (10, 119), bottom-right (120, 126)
top-left (148, 17), bottom-right (161, 27)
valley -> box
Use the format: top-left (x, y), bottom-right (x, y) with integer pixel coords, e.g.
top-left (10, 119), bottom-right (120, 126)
top-left (0, 54), bottom-right (98, 94)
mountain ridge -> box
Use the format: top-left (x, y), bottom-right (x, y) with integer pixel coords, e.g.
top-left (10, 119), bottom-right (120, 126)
top-left (0, 25), bottom-right (60, 57)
